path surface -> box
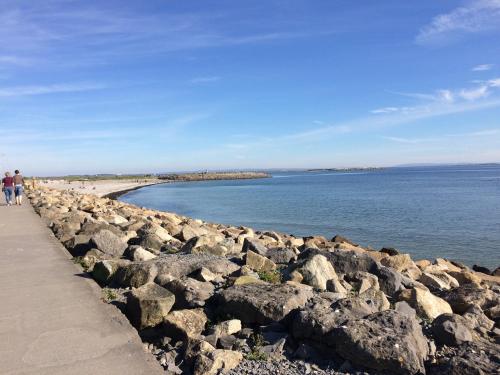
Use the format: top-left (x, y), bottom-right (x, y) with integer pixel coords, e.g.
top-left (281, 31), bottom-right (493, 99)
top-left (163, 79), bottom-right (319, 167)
top-left (0, 202), bottom-right (164, 374)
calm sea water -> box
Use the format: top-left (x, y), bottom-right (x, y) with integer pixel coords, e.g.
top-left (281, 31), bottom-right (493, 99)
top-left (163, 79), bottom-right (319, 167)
top-left (121, 165), bottom-right (500, 268)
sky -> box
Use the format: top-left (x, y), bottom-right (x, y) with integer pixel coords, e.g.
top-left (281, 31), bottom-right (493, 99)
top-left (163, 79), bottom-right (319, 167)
top-left (1, 0), bottom-right (500, 175)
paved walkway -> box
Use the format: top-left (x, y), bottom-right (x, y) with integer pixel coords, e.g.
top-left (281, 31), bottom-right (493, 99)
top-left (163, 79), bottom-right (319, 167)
top-left (0, 201), bottom-right (164, 374)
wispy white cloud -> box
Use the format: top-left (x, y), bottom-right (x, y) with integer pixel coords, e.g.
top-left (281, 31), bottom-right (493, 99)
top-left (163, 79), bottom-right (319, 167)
top-left (489, 78), bottom-right (500, 87)
top-left (371, 107), bottom-right (399, 114)
top-left (0, 55), bottom-right (33, 66)
top-left (189, 76), bottom-right (221, 84)
top-left (472, 63), bottom-right (494, 71)
top-left (458, 85), bottom-right (489, 101)
top-left (416, 0), bottom-right (500, 44)
top-left (382, 128), bottom-right (500, 145)
top-left (381, 136), bottom-right (439, 144)
top-left (0, 82), bottom-right (106, 97)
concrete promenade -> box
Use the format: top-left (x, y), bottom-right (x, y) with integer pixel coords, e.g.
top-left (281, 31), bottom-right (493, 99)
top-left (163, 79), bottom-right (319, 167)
top-left (0, 201), bottom-right (164, 374)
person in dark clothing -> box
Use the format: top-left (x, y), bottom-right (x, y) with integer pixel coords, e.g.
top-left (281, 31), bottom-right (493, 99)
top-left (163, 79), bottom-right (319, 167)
top-left (13, 170), bottom-right (24, 205)
top-left (2, 172), bottom-right (14, 206)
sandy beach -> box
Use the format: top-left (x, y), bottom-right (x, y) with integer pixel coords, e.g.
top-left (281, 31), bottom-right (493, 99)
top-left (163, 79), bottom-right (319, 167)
top-left (37, 178), bottom-right (162, 197)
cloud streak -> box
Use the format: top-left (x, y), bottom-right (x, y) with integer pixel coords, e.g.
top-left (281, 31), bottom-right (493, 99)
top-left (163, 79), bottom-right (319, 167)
top-left (416, 0), bottom-right (500, 44)
top-left (0, 82), bottom-right (106, 97)
top-left (472, 64), bottom-right (494, 71)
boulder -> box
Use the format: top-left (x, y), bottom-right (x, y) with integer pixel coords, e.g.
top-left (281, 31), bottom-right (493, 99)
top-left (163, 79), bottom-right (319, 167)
top-left (292, 295), bottom-right (378, 346)
top-left (380, 253), bottom-right (416, 272)
top-left (163, 277), bottom-right (214, 308)
top-left (333, 310), bottom-right (428, 375)
top-left (115, 262), bottom-right (159, 288)
top-left (298, 248), bottom-right (379, 274)
top-left (163, 308), bottom-right (207, 340)
top-left (266, 247), bottom-right (297, 264)
top-left (132, 233), bottom-right (164, 251)
top-left (245, 250), bottom-right (277, 272)
top-left (345, 271), bottom-right (379, 294)
top-left (442, 284), bottom-right (498, 314)
top-left (127, 283), bottom-right (175, 329)
top-left (233, 275), bottom-right (265, 286)
top-left (380, 247), bottom-right (399, 256)
top-left (218, 283), bottom-right (313, 324)
top-left (154, 254), bottom-right (240, 280)
top-left (399, 288), bottom-right (453, 320)
top-left (374, 266), bottom-right (404, 297)
top-left (435, 341), bottom-right (500, 375)
top-left (193, 349), bottom-right (243, 375)
top-left (92, 259), bottom-right (129, 285)
top-left (242, 238), bottom-right (268, 256)
top-left (127, 246), bottom-right (157, 262)
top-left (300, 254), bottom-right (338, 290)
top-left (89, 229), bottom-right (127, 257)
top-left (138, 222), bottom-right (177, 243)
top-left (212, 319), bottom-right (242, 337)
top-left (419, 271), bottom-right (459, 290)
top-left (462, 305), bottom-right (495, 332)
top-left (432, 313), bottom-right (473, 346)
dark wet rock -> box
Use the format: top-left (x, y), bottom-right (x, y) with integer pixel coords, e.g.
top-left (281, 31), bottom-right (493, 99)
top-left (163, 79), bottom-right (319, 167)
top-left (380, 247), bottom-right (400, 256)
top-left (333, 310), bottom-right (428, 375)
top-left (432, 313), bottom-right (473, 346)
top-left (331, 235), bottom-right (357, 246)
top-left (472, 265), bottom-right (491, 275)
top-left (89, 229), bottom-right (128, 257)
top-left (218, 283), bottom-right (313, 324)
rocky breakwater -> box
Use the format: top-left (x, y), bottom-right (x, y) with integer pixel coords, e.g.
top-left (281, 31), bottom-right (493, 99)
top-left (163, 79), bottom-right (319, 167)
top-left (28, 186), bottom-right (500, 375)
top-left (158, 171), bottom-right (270, 182)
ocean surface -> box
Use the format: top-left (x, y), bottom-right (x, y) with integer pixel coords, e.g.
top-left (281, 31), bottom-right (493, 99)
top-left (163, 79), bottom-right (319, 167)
top-left (120, 165), bottom-right (500, 268)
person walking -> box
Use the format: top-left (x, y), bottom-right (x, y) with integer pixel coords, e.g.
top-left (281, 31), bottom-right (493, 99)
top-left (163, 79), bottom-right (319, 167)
top-left (13, 170), bottom-right (24, 205)
top-left (2, 172), bottom-right (14, 206)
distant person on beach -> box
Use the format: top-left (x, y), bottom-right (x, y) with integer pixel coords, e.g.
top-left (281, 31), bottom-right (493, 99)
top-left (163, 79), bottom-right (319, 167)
top-left (2, 172), bottom-right (14, 206)
top-left (13, 170), bottom-right (24, 205)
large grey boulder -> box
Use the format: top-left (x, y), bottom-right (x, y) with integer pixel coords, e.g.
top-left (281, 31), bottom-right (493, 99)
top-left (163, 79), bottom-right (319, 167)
top-left (334, 310), bottom-right (429, 375)
top-left (242, 238), bottom-right (268, 256)
top-left (218, 283), bottom-right (313, 324)
top-left (126, 283), bottom-right (175, 329)
top-left (432, 313), bottom-right (473, 346)
top-left (89, 229), bottom-right (127, 257)
top-left (163, 277), bottom-right (214, 308)
top-left (374, 266), bottom-right (405, 296)
top-left (154, 254), bottom-right (240, 280)
top-left (115, 262), bottom-right (159, 288)
top-left (299, 248), bottom-right (379, 274)
top-left (266, 247), bottom-right (297, 264)
top-left (292, 295), bottom-right (378, 346)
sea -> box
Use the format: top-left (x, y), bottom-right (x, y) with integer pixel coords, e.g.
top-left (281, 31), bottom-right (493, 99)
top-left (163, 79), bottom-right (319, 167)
top-left (120, 164), bottom-right (500, 269)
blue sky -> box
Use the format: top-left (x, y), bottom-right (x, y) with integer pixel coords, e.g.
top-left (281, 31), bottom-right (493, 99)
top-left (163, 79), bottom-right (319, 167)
top-left (1, 0), bottom-right (500, 175)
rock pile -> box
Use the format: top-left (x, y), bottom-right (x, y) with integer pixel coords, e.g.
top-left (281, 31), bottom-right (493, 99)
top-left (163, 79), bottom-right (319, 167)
top-left (28, 187), bottom-right (500, 375)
